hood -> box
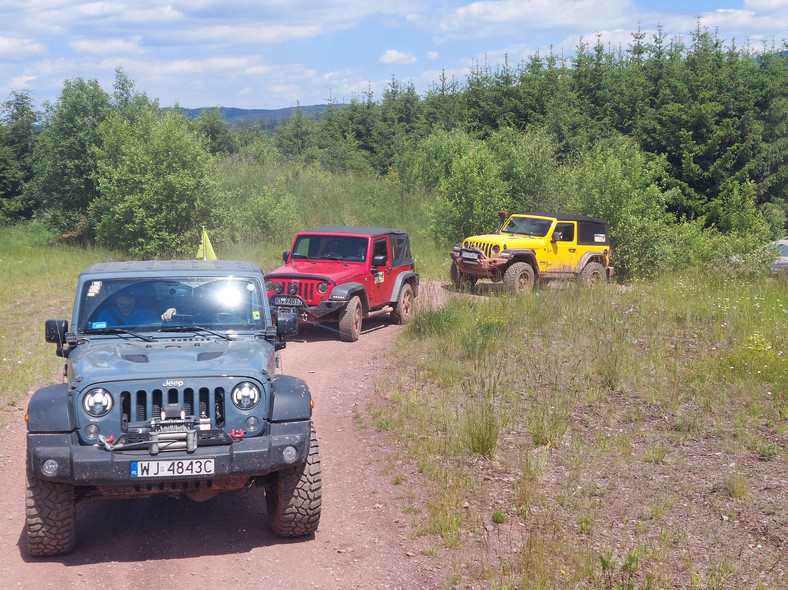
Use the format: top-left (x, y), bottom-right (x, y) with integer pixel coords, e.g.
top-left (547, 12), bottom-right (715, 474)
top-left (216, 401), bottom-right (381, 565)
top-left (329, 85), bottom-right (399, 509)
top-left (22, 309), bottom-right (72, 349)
top-left (268, 260), bottom-right (367, 283)
top-left (463, 233), bottom-right (546, 248)
top-left (67, 337), bottom-right (274, 389)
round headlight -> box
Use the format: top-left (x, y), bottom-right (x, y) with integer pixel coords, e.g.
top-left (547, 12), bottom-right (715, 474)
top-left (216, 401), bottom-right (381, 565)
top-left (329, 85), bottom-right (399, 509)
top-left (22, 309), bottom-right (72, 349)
top-left (492, 245), bottom-right (500, 254)
top-left (83, 388), bottom-right (113, 417)
top-left (288, 282), bottom-right (299, 295)
top-left (317, 282), bottom-right (328, 294)
top-left (274, 282), bottom-right (284, 294)
top-left (232, 382), bottom-right (260, 410)
top-left (265, 280), bottom-right (274, 291)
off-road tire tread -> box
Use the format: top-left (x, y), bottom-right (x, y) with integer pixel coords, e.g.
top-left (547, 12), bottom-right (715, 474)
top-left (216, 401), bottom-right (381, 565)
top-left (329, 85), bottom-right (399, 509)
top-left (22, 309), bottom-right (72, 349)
top-left (338, 296), bottom-right (362, 342)
top-left (25, 466), bottom-right (76, 557)
top-left (391, 283), bottom-right (414, 325)
top-left (267, 426), bottom-right (322, 537)
top-left (450, 263), bottom-right (477, 290)
top-left (503, 262), bottom-right (535, 294)
top-left (580, 261), bottom-right (607, 285)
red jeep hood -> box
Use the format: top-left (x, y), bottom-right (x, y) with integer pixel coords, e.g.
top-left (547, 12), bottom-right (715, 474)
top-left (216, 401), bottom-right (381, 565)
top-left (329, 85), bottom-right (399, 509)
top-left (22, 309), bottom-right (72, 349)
top-left (268, 260), bottom-right (366, 282)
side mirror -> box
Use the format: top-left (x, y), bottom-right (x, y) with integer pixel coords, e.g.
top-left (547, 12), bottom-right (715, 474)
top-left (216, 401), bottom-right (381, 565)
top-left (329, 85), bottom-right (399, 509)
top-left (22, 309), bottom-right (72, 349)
top-left (372, 254), bottom-right (387, 268)
top-left (282, 251), bottom-right (290, 263)
top-left (551, 231), bottom-right (563, 242)
top-left (45, 319), bottom-right (70, 357)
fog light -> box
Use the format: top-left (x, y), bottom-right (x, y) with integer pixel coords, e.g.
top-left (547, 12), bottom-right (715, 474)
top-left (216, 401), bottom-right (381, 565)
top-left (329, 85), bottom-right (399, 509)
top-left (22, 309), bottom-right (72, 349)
top-left (282, 445), bottom-right (297, 464)
top-left (244, 416), bottom-right (260, 432)
top-left (85, 424), bottom-right (100, 440)
top-left (42, 459), bottom-right (59, 476)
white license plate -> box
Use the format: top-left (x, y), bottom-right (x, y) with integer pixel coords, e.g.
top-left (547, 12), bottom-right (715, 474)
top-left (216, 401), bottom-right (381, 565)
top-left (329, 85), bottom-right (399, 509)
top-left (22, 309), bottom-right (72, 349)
top-left (461, 250), bottom-right (479, 260)
top-left (131, 458), bottom-right (215, 478)
top-left (273, 296), bottom-right (303, 307)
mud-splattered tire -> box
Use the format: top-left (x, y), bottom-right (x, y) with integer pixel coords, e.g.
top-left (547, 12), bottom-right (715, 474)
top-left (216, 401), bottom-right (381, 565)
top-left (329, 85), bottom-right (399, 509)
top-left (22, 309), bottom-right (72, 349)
top-left (580, 262), bottom-right (607, 286)
top-left (338, 296), bottom-right (362, 342)
top-left (450, 263), bottom-right (477, 290)
top-left (503, 262), bottom-right (535, 294)
top-left (266, 425), bottom-right (322, 537)
top-left (391, 283), bottom-right (414, 325)
top-left (25, 466), bottom-right (76, 557)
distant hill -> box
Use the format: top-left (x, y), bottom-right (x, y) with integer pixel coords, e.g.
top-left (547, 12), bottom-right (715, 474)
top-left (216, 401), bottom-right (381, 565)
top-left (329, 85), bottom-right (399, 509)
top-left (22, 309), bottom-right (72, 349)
top-left (182, 105), bottom-right (332, 130)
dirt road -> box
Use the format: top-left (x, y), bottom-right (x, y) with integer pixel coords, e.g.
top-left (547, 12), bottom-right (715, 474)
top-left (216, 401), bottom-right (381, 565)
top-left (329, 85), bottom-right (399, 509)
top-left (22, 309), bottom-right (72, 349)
top-left (0, 310), bottom-right (444, 589)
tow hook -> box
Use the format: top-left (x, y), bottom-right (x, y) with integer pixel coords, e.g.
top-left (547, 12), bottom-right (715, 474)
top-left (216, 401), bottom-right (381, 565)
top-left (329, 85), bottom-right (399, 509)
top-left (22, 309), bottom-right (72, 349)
top-left (230, 429), bottom-right (246, 439)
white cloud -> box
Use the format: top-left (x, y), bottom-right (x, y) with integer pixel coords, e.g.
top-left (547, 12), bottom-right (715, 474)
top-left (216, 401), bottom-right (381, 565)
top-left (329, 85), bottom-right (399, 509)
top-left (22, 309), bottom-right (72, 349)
top-left (427, 51), bottom-right (439, 61)
top-left (379, 49), bottom-right (417, 64)
top-left (10, 75), bottom-right (37, 89)
top-left (435, 0), bottom-right (631, 40)
top-left (0, 36), bottom-right (46, 58)
top-left (69, 37), bottom-right (145, 55)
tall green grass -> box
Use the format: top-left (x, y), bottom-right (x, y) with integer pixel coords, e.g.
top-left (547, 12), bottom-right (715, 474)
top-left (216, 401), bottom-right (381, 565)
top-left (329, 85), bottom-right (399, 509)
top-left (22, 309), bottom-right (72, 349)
top-left (384, 270), bottom-right (788, 589)
top-left (0, 223), bottom-right (110, 412)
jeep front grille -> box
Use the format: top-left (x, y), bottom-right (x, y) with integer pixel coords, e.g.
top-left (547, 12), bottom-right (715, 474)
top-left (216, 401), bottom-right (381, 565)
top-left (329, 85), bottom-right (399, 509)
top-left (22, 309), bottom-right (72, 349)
top-left (464, 241), bottom-right (495, 258)
top-left (271, 279), bottom-right (320, 305)
top-left (120, 387), bottom-right (225, 430)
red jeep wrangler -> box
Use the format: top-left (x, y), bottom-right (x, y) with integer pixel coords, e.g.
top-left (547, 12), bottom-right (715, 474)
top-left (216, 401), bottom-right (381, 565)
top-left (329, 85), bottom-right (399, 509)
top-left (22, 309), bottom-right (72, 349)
top-left (266, 226), bottom-right (419, 341)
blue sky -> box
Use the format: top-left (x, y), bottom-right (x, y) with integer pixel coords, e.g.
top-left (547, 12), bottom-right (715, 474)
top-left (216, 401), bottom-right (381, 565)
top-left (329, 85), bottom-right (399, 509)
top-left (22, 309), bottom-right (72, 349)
top-left (1, 1), bottom-right (786, 110)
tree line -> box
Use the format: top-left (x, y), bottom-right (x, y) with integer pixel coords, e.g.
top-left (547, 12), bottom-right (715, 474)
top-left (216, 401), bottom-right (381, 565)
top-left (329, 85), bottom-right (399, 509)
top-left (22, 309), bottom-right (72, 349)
top-left (1, 26), bottom-right (787, 277)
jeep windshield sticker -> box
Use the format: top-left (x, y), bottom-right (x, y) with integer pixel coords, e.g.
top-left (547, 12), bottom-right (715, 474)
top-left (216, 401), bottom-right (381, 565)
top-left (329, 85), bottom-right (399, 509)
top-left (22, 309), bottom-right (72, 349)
top-left (91, 321), bottom-right (108, 329)
top-left (594, 234), bottom-right (606, 242)
top-left (253, 311), bottom-right (261, 320)
top-left (87, 281), bottom-right (102, 297)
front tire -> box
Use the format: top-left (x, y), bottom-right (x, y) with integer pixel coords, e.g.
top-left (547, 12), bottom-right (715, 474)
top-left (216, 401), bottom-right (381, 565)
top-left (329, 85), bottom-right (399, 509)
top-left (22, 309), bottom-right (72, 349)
top-left (25, 466), bottom-right (76, 557)
top-left (266, 426), bottom-right (322, 537)
top-left (450, 263), bottom-right (478, 290)
top-left (338, 296), bottom-right (362, 342)
top-left (580, 262), bottom-right (607, 286)
top-left (391, 283), bottom-right (414, 325)
top-left (503, 262), bottom-right (535, 294)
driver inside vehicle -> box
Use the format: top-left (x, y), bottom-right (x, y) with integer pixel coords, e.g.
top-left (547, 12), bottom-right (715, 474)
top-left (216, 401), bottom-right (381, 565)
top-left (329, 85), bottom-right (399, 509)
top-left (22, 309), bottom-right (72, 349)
top-left (96, 293), bottom-right (176, 326)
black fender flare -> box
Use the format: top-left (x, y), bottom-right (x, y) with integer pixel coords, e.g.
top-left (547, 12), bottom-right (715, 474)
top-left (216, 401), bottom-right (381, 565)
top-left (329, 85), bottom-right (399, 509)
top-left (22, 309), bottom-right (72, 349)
top-left (328, 282), bottom-right (368, 310)
top-left (269, 375), bottom-right (313, 422)
top-left (391, 271), bottom-right (419, 301)
top-left (505, 250), bottom-right (539, 276)
top-left (26, 383), bottom-right (76, 433)
top-left (576, 251), bottom-right (609, 272)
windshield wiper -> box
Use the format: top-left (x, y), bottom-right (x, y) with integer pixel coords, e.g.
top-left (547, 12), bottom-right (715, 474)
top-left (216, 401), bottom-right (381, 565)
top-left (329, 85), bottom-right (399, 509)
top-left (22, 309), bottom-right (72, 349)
top-left (83, 328), bottom-right (155, 342)
top-left (158, 325), bottom-right (236, 341)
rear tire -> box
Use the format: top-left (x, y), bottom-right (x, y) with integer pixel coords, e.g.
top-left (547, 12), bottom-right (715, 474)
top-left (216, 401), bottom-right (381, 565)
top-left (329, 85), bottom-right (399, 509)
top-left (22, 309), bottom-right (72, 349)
top-left (338, 296), bottom-right (362, 342)
top-left (25, 466), bottom-right (76, 557)
top-left (503, 262), bottom-right (535, 294)
top-left (580, 262), bottom-right (607, 286)
top-left (266, 426), bottom-right (322, 537)
top-left (391, 283), bottom-right (414, 325)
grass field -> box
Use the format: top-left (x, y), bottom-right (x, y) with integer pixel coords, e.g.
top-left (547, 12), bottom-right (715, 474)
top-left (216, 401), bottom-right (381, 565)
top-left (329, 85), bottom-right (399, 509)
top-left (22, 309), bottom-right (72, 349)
top-left (375, 273), bottom-right (788, 588)
top-left (3, 222), bottom-right (786, 588)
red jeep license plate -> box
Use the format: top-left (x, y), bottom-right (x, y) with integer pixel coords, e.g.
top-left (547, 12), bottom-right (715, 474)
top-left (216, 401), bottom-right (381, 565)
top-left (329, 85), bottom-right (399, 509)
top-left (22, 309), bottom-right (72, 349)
top-left (272, 296), bottom-right (303, 307)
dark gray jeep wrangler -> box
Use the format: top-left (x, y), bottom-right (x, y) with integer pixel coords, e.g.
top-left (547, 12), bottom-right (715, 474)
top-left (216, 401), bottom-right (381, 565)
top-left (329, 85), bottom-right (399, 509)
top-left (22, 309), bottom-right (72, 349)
top-left (26, 260), bottom-right (321, 557)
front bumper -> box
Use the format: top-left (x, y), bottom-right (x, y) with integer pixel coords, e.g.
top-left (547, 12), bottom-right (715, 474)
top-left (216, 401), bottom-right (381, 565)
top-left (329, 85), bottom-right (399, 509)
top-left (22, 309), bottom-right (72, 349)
top-left (451, 250), bottom-right (507, 277)
top-left (270, 296), bottom-right (348, 321)
top-left (27, 420), bottom-right (311, 489)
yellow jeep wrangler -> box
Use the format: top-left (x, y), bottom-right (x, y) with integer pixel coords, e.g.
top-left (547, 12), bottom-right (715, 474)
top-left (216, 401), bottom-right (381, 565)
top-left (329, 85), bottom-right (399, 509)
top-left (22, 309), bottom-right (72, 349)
top-left (450, 212), bottom-right (613, 293)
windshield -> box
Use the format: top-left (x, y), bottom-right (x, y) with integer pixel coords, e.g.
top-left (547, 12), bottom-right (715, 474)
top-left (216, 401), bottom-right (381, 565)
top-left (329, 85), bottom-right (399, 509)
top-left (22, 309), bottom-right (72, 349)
top-left (77, 277), bottom-right (268, 333)
top-left (290, 235), bottom-right (368, 262)
top-left (500, 216), bottom-right (552, 237)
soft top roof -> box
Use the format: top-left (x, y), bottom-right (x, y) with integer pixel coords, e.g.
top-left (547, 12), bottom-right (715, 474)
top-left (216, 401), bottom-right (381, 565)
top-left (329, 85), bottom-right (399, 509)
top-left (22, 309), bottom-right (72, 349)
top-left (514, 213), bottom-right (608, 225)
top-left (308, 226), bottom-right (408, 237)
top-left (79, 260), bottom-right (262, 277)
